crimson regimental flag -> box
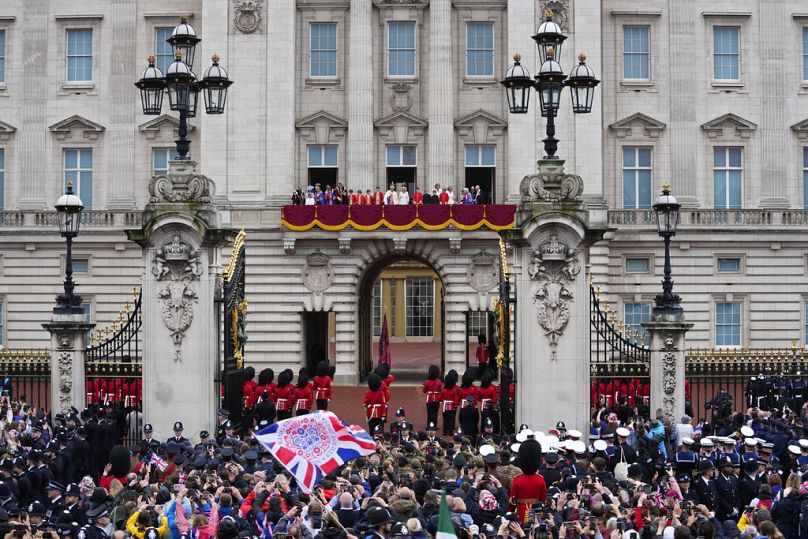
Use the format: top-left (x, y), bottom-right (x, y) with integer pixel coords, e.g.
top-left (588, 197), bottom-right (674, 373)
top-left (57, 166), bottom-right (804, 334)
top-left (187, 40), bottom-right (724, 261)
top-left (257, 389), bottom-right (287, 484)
top-left (378, 312), bottom-right (391, 366)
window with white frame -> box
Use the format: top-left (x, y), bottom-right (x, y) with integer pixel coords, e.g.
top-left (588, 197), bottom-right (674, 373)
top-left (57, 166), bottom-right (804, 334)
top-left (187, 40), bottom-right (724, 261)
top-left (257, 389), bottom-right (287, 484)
top-left (622, 147), bottom-right (652, 209)
top-left (155, 27), bottom-right (173, 75)
top-left (624, 302), bottom-right (650, 343)
top-left (465, 145), bottom-right (495, 167)
top-left (803, 28), bottom-right (808, 82)
top-left (64, 149), bottom-right (93, 209)
top-left (387, 145), bottom-right (416, 167)
top-left (804, 147), bottom-right (808, 209)
top-left (716, 257), bottom-right (741, 273)
top-left (66, 29), bottom-right (93, 82)
top-left (388, 22), bottom-right (416, 77)
top-left (310, 23), bottom-right (337, 78)
top-left (0, 30), bottom-right (6, 83)
top-left (715, 301), bottom-right (741, 346)
top-left (623, 26), bottom-right (650, 80)
top-left (625, 257), bottom-right (650, 273)
top-left (0, 149), bottom-right (4, 209)
top-left (713, 147), bottom-right (742, 209)
top-left (153, 148), bottom-right (179, 177)
top-left (406, 277), bottom-right (434, 337)
top-left (713, 26), bottom-right (740, 81)
top-left (308, 145), bottom-right (338, 185)
top-left (466, 22), bottom-right (494, 77)
top-left (468, 311), bottom-right (488, 339)
top-left (372, 280), bottom-right (382, 337)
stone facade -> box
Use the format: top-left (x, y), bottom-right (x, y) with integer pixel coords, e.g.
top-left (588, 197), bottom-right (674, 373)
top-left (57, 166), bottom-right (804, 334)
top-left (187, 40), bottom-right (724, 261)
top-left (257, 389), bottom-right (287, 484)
top-left (0, 0), bottom-right (807, 388)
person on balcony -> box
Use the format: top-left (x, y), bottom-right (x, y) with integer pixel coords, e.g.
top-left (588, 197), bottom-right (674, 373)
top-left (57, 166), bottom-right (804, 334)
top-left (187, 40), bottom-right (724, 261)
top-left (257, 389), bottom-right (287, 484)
top-left (398, 186), bottom-right (410, 205)
top-left (348, 189), bottom-right (359, 205)
top-left (384, 184), bottom-right (398, 205)
top-left (439, 188), bottom-right (449, 205)
top-left (446, 185), bottom-right (456, 204)
top-left (412, 187), bottom-right (423, 205)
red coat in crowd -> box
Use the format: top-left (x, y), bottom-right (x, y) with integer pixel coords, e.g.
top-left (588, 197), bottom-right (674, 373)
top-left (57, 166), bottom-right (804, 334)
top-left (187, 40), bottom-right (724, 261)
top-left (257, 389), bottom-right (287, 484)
top-left (243, 378), bottom-right (258, 409)
top-left (477, 384), bottom-right (499, 412)
top-left (509, 473), bottom-right (547, 523)
top-left (349, 193), bottom-right (359, 205)
top-left (274, 384), bottom-right (293, 412)
top-left (458, 384), bottom-right (478, 408)
top-left (439, 385), bottom-right (460, 412)
top-left (293, 383), bottom-right (313, 412)
top-left (313, 375), bottom-right (333, 401)
top-left (253, 382), bottom-right (276, 405)
top-left (422, 379), bottom-right (442, 404)
top-left (363, 388), bottom-right (388, 420)
top-left (475, 345), bottom-right (489, 366)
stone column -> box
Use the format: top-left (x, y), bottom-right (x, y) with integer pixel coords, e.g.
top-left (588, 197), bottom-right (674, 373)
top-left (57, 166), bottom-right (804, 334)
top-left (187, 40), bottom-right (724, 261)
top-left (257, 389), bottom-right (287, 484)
top-left (334, 308), bottom-right (357, 385)
top-left (513, 159), bottom-right (607, 431)
top-left (644, 319), bottom-right (692, 425)
top-left (347, 0), bottom-right (374, 193)
top-left (428, 0), bottom-right (454, 189)
top-left (127, 160), bottom-right (225, 441)
top-left (43, 315), bottom-right (95, 414)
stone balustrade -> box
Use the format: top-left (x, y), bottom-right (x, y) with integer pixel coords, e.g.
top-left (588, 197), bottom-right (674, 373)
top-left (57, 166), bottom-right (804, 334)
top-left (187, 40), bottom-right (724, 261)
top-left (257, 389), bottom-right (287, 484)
top-left (608, 209), bottom-right (808, 228)
top-left (0, 210), bottom-right (143, 229)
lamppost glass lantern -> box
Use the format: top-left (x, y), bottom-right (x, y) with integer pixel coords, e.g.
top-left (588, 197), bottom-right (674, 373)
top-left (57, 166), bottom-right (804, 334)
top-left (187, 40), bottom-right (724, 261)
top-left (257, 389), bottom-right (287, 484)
top-left (564, 53), bottom-right (601, 114)
top-left (499, 53), bottom-right (534, 114)
top-left (532, 10), bottom-right (566, 65)
top-left (167, 15), bottom-right (201, 69)
top-left (165, 51), bottom-right (195, 111)
top-left (199, 55), bottom-right (234, 115)
top-left (186, 74), bottom-right (201, 118)
top-left (55, 181), bottom-right (84, 237)
top-left (536, 49), bottom-right (564, 117)
top-left (653, 183), bottom-right (681, 236)
top-left (135, 56), bottom-right (166, 115)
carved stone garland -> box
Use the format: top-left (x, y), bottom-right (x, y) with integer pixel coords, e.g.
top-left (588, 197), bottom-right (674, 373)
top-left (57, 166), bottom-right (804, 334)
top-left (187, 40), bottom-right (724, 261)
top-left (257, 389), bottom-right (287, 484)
top-left (152, 233), bottom-right (202, 361)
top-left (661, 336), bottom-right (677, 422)
top-left (527, 234), bottom-right (581, 359)
top-left (57, 335), bottom-right (73, 413)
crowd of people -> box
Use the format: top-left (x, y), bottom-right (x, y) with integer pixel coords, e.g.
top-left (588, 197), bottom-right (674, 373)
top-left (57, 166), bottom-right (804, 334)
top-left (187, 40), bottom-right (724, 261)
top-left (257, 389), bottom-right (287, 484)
top-left (3, 363), bottom-right (808, 539)
top-left (290, 183), bottom-right (489, 206)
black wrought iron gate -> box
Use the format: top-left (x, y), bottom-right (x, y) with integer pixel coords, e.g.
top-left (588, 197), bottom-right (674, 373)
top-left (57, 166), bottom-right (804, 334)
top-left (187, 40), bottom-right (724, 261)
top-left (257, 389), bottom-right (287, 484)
top-left (590, 284), bottom-right (651, 415)
top-left (220, 229), bottom-right (247, 428)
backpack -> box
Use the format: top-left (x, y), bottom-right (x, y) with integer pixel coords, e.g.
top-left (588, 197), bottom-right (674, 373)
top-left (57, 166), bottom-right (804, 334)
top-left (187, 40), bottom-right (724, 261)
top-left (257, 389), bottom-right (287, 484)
top-left (614, 447), bottom-right (629, 481)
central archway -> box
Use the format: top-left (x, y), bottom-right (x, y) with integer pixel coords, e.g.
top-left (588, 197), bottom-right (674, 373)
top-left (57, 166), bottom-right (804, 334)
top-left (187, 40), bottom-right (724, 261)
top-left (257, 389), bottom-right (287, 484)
top-left (357, 253), bottom-right (445, 382)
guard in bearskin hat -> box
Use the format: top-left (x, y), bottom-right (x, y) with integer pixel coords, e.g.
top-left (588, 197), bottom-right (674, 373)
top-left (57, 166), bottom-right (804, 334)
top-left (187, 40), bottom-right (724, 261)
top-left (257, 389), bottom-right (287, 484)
top-left (509, 437), bottom-right (547, 523)
top-left (364, 373), bottom-right (388, 435)
top-left (274, 370), bottom-right (294, 421)
top-left (422, 365), bottom-right (442, 428)
top-left (439, 370), bottom-right (460, 436)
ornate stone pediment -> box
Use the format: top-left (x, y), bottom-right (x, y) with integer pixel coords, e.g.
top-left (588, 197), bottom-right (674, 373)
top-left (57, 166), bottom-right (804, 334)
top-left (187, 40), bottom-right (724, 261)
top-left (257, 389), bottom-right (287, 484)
top-left (701, 113), bottom-right (757, 139)
top-left (139, 114), bottom-right (196, 140)
top-left (454, 109), bottom-right (507, 143)
top-left (0, 120), bottom-right (16, 142)
top-left (609, 113), bottom-right (667, 138)
top-left (296, 110), bottom-right (348, 145)
top-left (49, 115), bottom-right (105, 141)
top-left (791, 118), bottom-right (808, 140)
top-left (375, 111), bottom-right (428, 144)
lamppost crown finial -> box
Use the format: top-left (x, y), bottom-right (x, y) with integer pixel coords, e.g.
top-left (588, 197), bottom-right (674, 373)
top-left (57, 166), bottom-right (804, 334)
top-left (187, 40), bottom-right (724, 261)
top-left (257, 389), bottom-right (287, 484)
top-left (174, 49), bottom-right (183, 59)
top-left (66, 180), bottom-right (74, 194)
top-left (180, 13), bottom-right (188, 22)
top-left (147, 55), bottom-right (156, 65)
top-left (662, 182), bottom-right (671, 193)
top-left (578, 52), bottom-right (587, 63)
top-left (546, 47), bottom-right (554, 59)
top-left (211, 54), bottom-right (220, 63)
top-left (545, 9), bottom-right (553, 18)
top-left (513, 53), bottom-right (522, 62)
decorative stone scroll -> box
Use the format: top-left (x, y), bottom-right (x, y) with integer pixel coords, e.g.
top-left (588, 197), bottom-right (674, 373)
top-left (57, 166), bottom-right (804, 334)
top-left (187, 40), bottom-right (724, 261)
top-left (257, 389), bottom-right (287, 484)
top-left (302, 252), bottom-right (334, 293)
top-left (527, 234), bottom-right (581, 359)
top-left (148, 160), bottom-right (215, 204)
top-left (520, 160), bottom-right (583, 203)
top-left (152, 233), bottom-right (202, 361)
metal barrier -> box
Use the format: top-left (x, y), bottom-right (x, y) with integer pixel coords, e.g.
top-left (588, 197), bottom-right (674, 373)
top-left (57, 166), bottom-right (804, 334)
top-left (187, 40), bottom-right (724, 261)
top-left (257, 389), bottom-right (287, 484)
top-left (0, 348), bottom-right (51, 411)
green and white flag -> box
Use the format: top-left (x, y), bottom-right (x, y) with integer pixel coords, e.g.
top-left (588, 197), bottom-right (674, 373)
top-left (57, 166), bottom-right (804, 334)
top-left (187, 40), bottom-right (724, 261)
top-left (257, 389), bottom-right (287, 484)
top-left (437, 490), bottom-right (458, 539)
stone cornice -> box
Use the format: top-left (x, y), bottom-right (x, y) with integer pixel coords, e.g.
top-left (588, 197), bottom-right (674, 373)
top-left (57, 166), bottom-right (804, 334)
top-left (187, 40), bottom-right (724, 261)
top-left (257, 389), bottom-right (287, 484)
top-left (701, 113), bottom-right (757, 139)
top-left (49, 115), bottom-right (105, 141)
top-left (609, 113), bottom-right (667, 138)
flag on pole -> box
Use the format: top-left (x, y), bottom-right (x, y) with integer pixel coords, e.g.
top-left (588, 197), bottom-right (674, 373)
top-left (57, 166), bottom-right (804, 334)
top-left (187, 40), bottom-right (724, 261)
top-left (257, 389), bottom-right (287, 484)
top-left (378, 312), bottom-right (391, 366)
top-left (254, 411), bottom-right (377, 493)
top-left (437, 491), bottom-right (457, 539)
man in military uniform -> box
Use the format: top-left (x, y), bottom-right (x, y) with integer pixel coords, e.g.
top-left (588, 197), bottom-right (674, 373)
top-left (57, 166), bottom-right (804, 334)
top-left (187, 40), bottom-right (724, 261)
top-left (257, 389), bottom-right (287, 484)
top-left (216, 408), bottom-right (231, 440)
top-left (674, 437), bottom-right (698, 477)
top-left (738, 459), bottom-right (761, 509)
top-left (714, 456), bottom-right (740, 521)
top-left (77, 503), bottom-right (112, 539)
top-left (539, 451), bottom-right (562, 488)
top-left (46, 441), bottom-right (67, 485)
top-left (494, 449), bottom-right (520, 491)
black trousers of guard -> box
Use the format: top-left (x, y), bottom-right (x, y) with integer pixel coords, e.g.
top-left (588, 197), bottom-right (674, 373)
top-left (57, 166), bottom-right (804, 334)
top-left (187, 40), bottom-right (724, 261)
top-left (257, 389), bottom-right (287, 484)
top-left (426, 403), bottom-right (439, 427)
top-left (442, 410), bottom-right (456, 435)
top-left (316, 399), bottom-right (328, 410)
top-left (277, 410), bottom-right (292, 421)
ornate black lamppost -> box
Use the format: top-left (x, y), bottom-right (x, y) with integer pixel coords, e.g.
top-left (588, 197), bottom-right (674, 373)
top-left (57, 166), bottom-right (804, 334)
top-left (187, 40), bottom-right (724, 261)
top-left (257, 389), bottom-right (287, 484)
top-left (54, 182), bottom-right (85, 315)
top-left (652, 183), bottom-right (683, 318)
top-left (500, 10), bottom-right (601, 159)
top-left (135, 16), bottom-right (234, 160)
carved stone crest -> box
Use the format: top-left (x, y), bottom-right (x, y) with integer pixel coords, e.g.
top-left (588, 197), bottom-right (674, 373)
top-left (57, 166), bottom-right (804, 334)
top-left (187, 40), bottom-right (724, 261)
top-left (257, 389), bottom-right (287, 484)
top-left (152, 233), bottom-right (202, 361)
top-left (148, 160), bottom-right (215, 204)
top-left (527, 234), bottom-right (581, 359)
top-left (520, 160), bottom-right (583, 203)
top-left (233, 0), bottom-right (263, 34)
top-left (58, 352), bottom-right (72, 413)
top-left (542, 0), bottom-right (571, 32)
top-left (302, 252), bottom-right (334, 293)
top-left (391, 82), bottom-right (413, 112)
top-left (467, 251), bottom-right (499, 292)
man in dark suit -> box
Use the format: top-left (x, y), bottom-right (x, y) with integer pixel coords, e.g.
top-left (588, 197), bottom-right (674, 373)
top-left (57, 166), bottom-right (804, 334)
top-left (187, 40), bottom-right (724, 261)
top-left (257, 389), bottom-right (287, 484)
top-left (738, 459), bottom-right (761, 509)
top-left (540, 452), bottom-right (562, 487)
top-left (713, 456), bottom-right (740, 521)
top-left (693, 459), bottom-right (717, 511)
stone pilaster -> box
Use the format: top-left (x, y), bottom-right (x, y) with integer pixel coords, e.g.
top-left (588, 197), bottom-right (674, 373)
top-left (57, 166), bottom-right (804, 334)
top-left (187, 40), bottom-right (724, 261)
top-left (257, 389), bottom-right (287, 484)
top-left (347, 0), bottom-right (374, 193)
top-left (644, 320), bottom-right (692, 425)
top-left (427, 0), bottom-right (454, 189)
top-left (334, 309), bottom-right (357, 385)
top-left (43, 315), bottom-right (95, 414)
top-left (505, 0), bottom-right (537, 202)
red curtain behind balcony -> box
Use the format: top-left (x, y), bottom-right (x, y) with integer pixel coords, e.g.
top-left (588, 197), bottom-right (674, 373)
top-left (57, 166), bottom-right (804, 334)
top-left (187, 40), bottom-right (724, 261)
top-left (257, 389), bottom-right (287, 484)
top-left (281, 204), bottom-right (516, 232)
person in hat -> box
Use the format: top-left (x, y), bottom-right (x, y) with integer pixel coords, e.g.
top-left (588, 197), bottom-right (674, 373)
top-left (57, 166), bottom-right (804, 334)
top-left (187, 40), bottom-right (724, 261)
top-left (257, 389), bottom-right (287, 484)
top-left (64, 483), bottom-right (86, 525)
top-left (424, 421), bottom-right (439, 445)
top-left (459, 396), bottom-right (480, 441)
top-left (739, 459), bottom-right (762, 509)
top-left (554, 421), bottom-right (568, 441)
top-left (44, 481), bottom-right (66, 520)
top-left (676, 473), bottom-right (699, 504)
top-left (167, 422), bottom-right (188, 445)
top-left (439, 371), bottom-right (460, 436)
top-left (674, 437), bottom-right (698, 477)
top-left (364, 373), bottom-right (388, 435)
top-left (274, 370), bottom-right (294, 421)
top-left (477, 417), bottom-right (500, 448)
top-left (458, 370), bottom-right (478, 409)
top-left (367, 506), bottom-right (396, 539)
top-left (293, 373), bottom-right (313, 416)
top-left (313, 360), bottom-right (333, 411)
top-left (477, 371), bottom-right (499, 432)
top-left (509, 437), bottom-right (546, 523)
top-left (611, 427), bottom-right (637, 474)
top-left (78, 503), bottom-right (112, 539)
top-left (139, 424), bottom-right (156, 454)
top-left (422, 365), bottom-right (442, 428)
top-left (391, 408), bottom-right (408, 436)
top-left (540, 451), bottom-right (562, 488)
top-left (72, 425), bottom-right (91, 481)
top-left (714, 456), bottom-right (740, 521)
top-left (693, 459), bottom-right (717, 511)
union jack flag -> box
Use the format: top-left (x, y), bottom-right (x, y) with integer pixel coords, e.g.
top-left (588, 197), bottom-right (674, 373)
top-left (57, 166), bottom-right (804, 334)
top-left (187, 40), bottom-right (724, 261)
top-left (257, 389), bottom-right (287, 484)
top-left (254, 411), bottom-right (376, 493)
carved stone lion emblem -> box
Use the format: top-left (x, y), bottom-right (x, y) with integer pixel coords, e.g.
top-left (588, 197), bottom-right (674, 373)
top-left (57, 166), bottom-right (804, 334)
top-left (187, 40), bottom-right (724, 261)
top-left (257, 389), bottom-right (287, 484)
top-left (302, 252), bottom-right (334, 293)
top-left (467, 251), bottom-right (498, 292)
top-left (233, 0), bottom-right (263, 34)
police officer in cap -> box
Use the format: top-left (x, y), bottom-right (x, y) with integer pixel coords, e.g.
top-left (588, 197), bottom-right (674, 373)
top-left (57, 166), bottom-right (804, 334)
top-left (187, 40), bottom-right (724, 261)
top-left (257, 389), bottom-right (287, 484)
top-left (44, 481), bottom-right (66, 520)
top-left (167, 422), bottom-right (189, 445)
top-left (216, 408), bottom-right (231, 440)
top-left (366, 506), bottom-right (396, 539)
top-left (477, 417), bottom-right (501, 447)
top-left (64, 483), bottom-right (86, 526)
top-left (140, 424), bottom-right (158, 454)
top-left (217, 420), bottom-right (236, 445)
top-left (77, 503), bottom-right (112, 539)
top-left (391, 408), bottom-right (407, 435)
top-left (714, 456), bottom-right (740, 521)
top-left (425, 421), bottom-right (440, 445)
top-left (71, 425), bottom-right (91, 481)
top-left (693, 459), bottom-right (717, 510)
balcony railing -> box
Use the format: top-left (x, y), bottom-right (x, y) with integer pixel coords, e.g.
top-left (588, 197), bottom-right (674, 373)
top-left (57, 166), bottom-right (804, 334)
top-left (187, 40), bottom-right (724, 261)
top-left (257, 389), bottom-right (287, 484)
top-left (609, 209), bottom-right (808, 227)
top-left (0, 210), bottom-right (143, 229)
